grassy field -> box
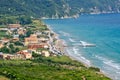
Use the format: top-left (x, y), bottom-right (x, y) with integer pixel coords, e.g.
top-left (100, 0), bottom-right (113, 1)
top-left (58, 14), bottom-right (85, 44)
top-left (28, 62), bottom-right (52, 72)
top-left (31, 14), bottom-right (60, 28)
top-left (0, 56), bottom-right (111, 80)
top-left (25, 20), bottom-right (49, 31)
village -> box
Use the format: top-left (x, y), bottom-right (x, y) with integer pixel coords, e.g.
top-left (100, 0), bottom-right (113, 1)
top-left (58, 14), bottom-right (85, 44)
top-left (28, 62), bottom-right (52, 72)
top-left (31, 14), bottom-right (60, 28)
top-left (0, 20), bottom-right (65, 60)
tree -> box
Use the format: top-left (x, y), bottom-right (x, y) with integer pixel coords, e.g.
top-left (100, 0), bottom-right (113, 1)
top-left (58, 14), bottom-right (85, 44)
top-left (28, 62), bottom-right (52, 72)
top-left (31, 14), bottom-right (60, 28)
top-left (18, 16), bottom-right (32, 25)
top-left (9, 44), bottom-right (14, 49)
top-left (8, 44), bottom-right (20, 54)
top-left (14, 41), bottom-right (23, 46)
top-left (26, 30), bottom-right (33, 37)
top-left (19, 34), bottom-right (25, 41)
top-left (0, 46), bottom-right (10, 53)
top-left (15, 47), bottom-right (20, 53)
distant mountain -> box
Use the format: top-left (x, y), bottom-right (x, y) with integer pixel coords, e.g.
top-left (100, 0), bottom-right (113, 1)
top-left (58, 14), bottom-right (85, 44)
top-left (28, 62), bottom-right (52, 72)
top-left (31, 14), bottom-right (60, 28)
top-left (66, 0), bottom-right (120, 14)
top-left (0, 0), bottom-right (120, 18)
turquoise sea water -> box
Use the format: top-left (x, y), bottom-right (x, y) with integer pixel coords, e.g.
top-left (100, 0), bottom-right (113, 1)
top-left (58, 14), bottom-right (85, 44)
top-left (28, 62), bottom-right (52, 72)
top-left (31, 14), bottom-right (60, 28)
top-left (44, 13), bottom-right (120, 80)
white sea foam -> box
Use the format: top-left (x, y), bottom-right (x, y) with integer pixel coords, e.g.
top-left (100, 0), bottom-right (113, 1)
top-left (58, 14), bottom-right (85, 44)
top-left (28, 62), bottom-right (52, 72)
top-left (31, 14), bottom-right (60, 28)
top-left (95, 55), bottom-right (120, 70)
top-left (69, 38), bottom-right (76, 42)
top-left (71, 47), bottom-right (91, 66)
top-left (95, 55), bottom-right (120, 80)
top-left (47, 25), bottom-right (53, 30)
top-left (104, 61), bottom-right (120, 70)
top-left (59, 31), bottom-right (71, 37)
top-left (116, 72), bottom-right (120, 74)
top-left (73, 47), bottom-right (79, 54)
top-left (103, 65), bottom-right (120, 80)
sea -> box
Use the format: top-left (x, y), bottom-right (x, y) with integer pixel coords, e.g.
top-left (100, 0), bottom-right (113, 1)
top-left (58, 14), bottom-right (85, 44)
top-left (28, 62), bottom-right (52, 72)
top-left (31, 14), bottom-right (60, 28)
top-left (44, 13), bottom-right (120, 80)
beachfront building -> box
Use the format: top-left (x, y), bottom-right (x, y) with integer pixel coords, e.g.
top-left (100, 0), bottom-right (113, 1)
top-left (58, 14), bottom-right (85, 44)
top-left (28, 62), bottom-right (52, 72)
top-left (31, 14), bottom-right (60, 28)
top-left (25, 34), bottom-right (38, 46)
top-left (38, 37), bottom-right (49, 43)
top-left (0, 53), bottom-right (19, 60)
top-left (17, 50), bottom-right (32, 59)
top-left (41, 50), bottom-right (50, 57)
top-left (6, 54), bottom-right (24, 60)
top-left (0, 50), bottom-right (32, 60)
top-left (28, 43), bottom-right (49, 50)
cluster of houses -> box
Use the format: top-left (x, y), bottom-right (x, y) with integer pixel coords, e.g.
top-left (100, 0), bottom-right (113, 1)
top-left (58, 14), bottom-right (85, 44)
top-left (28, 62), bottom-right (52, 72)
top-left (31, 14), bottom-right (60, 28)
top-left (0, 50), bottom-right (32, 60)
top-left (0, 24), bottom-right (26, 42)
top-left (0, 23), bottom-right (56, 60)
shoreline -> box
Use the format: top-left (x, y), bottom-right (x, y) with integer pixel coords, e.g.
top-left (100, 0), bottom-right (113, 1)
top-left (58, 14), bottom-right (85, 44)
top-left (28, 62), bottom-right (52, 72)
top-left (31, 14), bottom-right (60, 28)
top-left (47, 25), bottom-right (91, 67)
top-left (46, 24), bottom-right (112, 80)
top-left (41, 13), bottom-right (119, 20)
top-left (47, 24), bottom-right (92, 66)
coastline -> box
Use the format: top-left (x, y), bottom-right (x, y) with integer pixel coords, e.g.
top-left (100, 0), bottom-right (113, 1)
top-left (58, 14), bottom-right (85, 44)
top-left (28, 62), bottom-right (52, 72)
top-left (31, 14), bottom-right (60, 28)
top-left (46, 24), bottom-right (91, 67)
top-left (47, 24), bottom-right (91, 66)
top-left (41, 14), bottom-right (79, 20)
top-left (41, 13), bottom-right (119, 20)
top-left (46, 24), bottom-right (112, 80)
top-left (43, 13), bottom-right (120, 80)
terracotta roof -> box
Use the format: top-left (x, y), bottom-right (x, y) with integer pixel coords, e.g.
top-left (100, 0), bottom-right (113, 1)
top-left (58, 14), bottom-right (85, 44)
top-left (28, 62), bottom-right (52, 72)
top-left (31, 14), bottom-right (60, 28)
top-left (30, 34), bottom-right (37, 38)
top-left (17, 51), bottom-right (30, 55)
top-left (28, 43), bottom-right (49, 49)
top-left (25, 38), bottom-right (37, 41)
top-left (3, 38), bottom-right (9, 41)
top-left (25, 34), bottom-right (38, 45)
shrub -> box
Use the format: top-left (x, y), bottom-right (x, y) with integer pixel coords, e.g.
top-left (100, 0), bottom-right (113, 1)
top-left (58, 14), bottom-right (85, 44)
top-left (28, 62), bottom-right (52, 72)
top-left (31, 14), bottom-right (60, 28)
top-left (89, 67), bottom-right (100, 72)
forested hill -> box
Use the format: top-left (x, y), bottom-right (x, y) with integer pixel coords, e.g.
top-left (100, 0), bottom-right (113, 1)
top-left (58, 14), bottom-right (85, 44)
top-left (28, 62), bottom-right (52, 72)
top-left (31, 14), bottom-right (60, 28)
top-left (0, 0), bottom-right (120, 18)
top-left (66, 0), bottom-right (120, 14)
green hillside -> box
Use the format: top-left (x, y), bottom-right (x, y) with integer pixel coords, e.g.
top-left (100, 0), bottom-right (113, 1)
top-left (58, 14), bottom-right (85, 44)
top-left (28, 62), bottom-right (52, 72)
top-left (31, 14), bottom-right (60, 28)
top-left (0, 0), bottom-right (73, 18)
top-left (0, 56), bottom-right (111, 80)
top-left (66, 0), bottom-right (120, 13)
top-left (0, 0), bottom-right (120, 18)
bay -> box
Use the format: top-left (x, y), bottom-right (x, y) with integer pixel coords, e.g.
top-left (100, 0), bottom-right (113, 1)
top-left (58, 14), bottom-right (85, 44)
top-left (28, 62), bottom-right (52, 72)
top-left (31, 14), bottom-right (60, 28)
top-left (44, 13), bottom-right (120, 80)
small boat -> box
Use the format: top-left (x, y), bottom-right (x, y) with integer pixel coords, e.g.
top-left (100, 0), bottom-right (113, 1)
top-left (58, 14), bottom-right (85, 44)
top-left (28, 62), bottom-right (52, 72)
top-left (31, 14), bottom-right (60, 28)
top-left (80, 41), bottom-right (96, 47)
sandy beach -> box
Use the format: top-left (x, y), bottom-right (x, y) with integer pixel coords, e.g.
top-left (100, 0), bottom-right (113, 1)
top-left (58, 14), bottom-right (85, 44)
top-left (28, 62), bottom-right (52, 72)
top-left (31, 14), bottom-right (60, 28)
top-left (47, 25), bottom-right (91, 67)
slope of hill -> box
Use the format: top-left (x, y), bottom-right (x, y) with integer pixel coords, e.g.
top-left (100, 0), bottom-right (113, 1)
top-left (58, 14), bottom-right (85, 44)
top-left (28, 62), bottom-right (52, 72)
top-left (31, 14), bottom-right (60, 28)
top-left (0, 0), bottom-right (73, 18)
top-left (0, 0), bottom-right (120, 18)
top-left (0, 56), bottom-right (111, 80)
top-left (66, 0), bottom-right (120, 14)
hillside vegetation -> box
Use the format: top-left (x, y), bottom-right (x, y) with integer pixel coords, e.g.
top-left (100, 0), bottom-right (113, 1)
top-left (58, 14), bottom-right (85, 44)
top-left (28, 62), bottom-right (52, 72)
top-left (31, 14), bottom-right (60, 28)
top-left (0, 0), bottom-right (120, 18)
top-left (66, 0), bottom-right (120, 13)
top-left (0, 55), bottom-right (111, 80)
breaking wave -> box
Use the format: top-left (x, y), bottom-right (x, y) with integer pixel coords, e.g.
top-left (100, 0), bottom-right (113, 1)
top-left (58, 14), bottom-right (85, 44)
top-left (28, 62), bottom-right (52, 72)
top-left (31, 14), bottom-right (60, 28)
top-left (68, 47), bottom-right (91, 66)
top-left (59, 31), bottom-right (71, 37)
top-left (69, 38), bottom-right (76, 42)
top-left (95, 55), bottom-right (120, 70)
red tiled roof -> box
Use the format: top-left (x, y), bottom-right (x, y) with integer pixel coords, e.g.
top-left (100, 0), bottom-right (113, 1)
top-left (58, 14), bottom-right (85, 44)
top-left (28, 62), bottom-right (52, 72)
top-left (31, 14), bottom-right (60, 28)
top-left (28, 43), bottom-right (48, 49)
top-left (17, 51), bottom-right (30, 55)
top-left (25, 34), bottom-right (38, 43)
